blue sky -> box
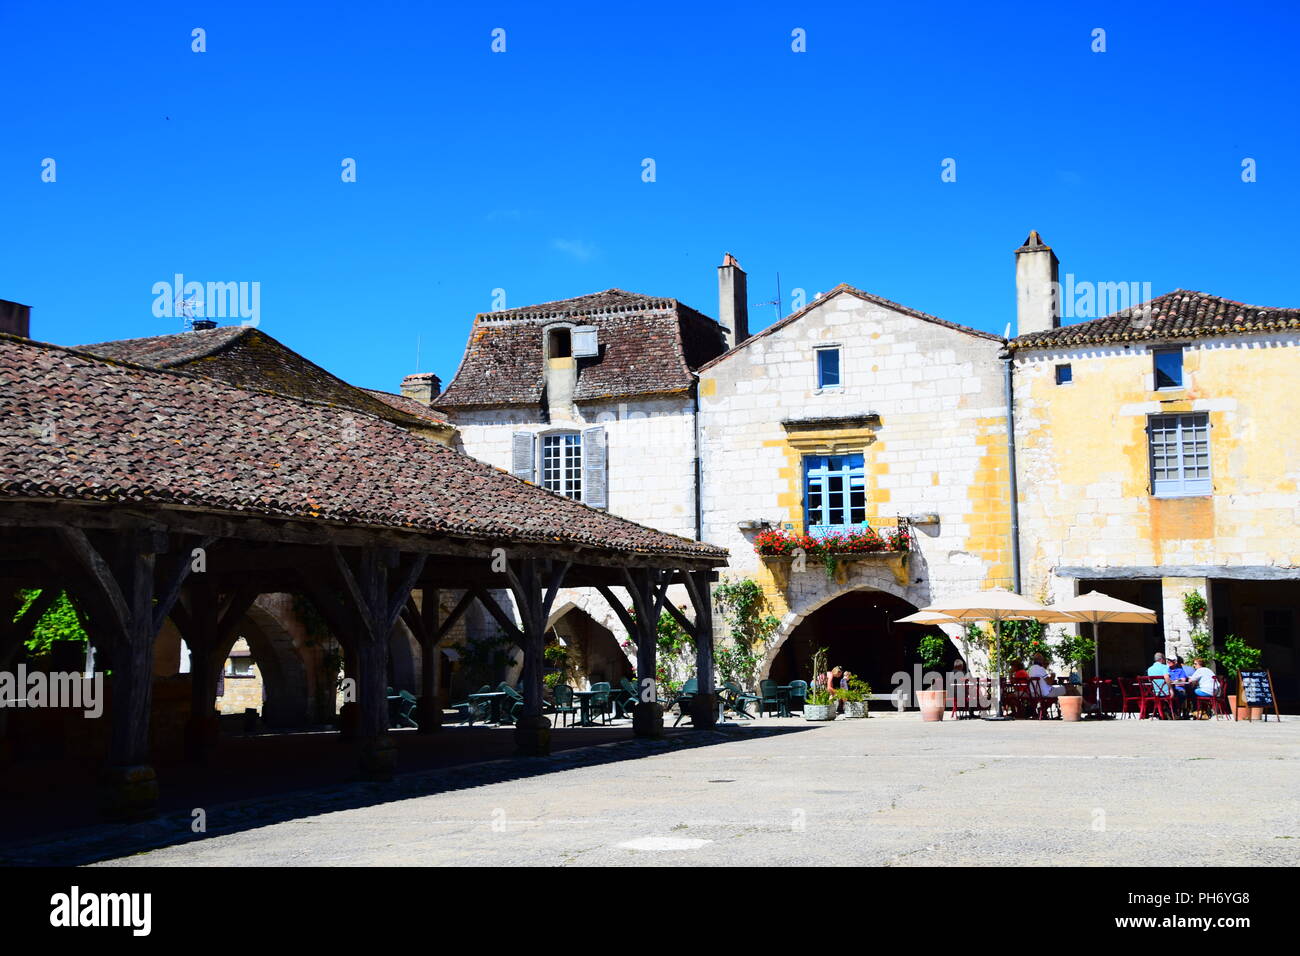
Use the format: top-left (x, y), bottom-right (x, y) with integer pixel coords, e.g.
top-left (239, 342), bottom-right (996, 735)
top-left (2, 1), bottom-right (1297, 392)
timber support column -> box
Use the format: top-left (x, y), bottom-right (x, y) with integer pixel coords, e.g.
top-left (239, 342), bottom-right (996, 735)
top-left (56, 526), bottom-right (211, 820)
top-left (173, 582), bottom-right (257, 763)
top-left (684, 570), bottom-right (718, 730)
top-left (404, 589), bottom-right (473, 735)
top-left (597, 568), bottom-right (670, 738)
top-left (477, 558), bottom-right (569, 756)
top-left (328, 546), bottom-right (426, 781)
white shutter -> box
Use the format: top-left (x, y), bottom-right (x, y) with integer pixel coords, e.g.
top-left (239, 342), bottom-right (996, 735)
top-left (582, 426), bottom-right (607, 508)
top-left (572, 325), bottom-right (599, 358)
top-left (511, 432), bottom-right (536, 481)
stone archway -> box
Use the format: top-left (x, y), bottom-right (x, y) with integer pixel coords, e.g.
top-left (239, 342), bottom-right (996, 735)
top-left (213, 601), bottom-right (312, 728)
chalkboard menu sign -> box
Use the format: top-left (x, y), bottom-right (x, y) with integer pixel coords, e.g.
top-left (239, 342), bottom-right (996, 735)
top-left (1237, 670), bottom-right (1279, 720)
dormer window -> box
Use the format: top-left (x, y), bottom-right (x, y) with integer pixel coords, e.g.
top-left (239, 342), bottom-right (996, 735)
top-left (548, 327), bottom-right (572, 359)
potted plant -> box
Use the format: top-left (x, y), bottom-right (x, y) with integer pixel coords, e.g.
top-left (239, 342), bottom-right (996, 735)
top-left (836, 676), bottom-right (873, 718)
top-left (1215, 634), bottom-right (1263, 720)
top-left (803, 647), bottom-right (837, 721)
top-left (917, 683), bottom-right (946, 721)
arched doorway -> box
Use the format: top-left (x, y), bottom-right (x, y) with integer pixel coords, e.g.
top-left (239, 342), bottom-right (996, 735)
top-left (767, 589), bottom-right (950, 698)
top-left (549, 605), bottom-right (633, 688)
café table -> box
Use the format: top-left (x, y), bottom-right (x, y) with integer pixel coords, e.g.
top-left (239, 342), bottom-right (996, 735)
top-left (571, 690), bottom-right (607, 727)
top-left (776, 685), bottom-right (794, 717)
top-left (467, 691), bottom-right (509, 725)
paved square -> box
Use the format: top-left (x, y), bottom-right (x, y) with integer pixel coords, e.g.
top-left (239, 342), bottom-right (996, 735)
top-left (94, 715), bottom-right (1299, 867)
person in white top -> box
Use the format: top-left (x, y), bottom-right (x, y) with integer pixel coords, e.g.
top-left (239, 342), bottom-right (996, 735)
top-left (1186, 658), bottom-right (1218, 697)
top-left (1027, 653), bottom-right (1064, 697)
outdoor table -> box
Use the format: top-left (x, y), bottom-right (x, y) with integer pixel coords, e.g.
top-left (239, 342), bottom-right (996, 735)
top-left (467, 691), bottom-right (508, 725)
top-left (776, 685), bottom-right (794, 717)
top-left (571, 690), bottom-right (604, 727)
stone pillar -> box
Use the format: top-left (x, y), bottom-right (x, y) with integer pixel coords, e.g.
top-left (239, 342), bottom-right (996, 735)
top-left (1161, 576), bottom-right (1212, 663)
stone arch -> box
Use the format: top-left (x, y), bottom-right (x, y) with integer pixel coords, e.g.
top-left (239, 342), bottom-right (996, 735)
top-left (212, 600), bottom-right (312, 728)
top-left (757, 562), bottom-right (963, 681)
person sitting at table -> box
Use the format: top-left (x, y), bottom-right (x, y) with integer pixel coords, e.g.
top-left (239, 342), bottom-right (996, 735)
top-left (951, 659), bottom-right (969, 680)
top-left (1185, 657), bottom-right (1218, 715)
top-left (1166, 656), bottom-right (1192, 716)
top-left (1146, 652), bottom-right (1172, 697)
top-left (1010, 660), bottom-right (1028, 679)
top-left (1027, 652), bottom-right (1064, 697)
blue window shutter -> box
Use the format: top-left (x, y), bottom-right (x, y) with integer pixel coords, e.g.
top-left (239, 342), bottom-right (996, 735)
top-left (582, 425), bottom-right (607, 508)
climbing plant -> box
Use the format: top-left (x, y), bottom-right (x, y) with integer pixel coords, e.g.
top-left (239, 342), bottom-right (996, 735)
top-left (713, 578), bottom-right (779, 687)
top-left (14, 589), bottom-right (89, 655)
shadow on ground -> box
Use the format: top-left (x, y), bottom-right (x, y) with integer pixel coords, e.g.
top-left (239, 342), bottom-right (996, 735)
top-left (0, 722), bottom-right (813, 866)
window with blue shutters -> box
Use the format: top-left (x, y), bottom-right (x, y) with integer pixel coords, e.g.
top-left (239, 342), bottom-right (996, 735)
top-left (816, 347), bottom-right (841, 389)
top-left (803, 453), bottom-right (867, 536)
top-left (1149, 413), bottom-right (1211, 497)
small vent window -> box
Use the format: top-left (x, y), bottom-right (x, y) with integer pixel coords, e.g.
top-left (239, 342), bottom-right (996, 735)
top-left (548, 328), bottom-right (572, 359)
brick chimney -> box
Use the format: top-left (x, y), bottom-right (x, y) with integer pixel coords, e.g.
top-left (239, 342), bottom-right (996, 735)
top-left (717, 253), bottom-right (749, 349)
top-left (0, 299), bottom-right (31, 338)
top-left (1014, 231), bottom-right (1060, 337)
top-left (401, 372), bottom-right (442, 405)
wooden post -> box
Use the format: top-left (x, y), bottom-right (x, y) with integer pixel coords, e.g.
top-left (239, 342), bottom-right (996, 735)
top-left (596, 568), bottom-right (670, 738)
top-left (172, 583), bottom-right (257, 762)
top-left (327, 546), bottom-right (426, 780)
top-left (55, 526), bottom-right (210, 819)
top-left (685, 570), bottom-right (717, 729)
top-left (492, 557), bottom-right (569, 756)
top-left (403, 588), bottom-right (474, 734)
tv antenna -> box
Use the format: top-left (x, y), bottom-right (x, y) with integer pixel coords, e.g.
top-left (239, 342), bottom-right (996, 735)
top-left (753, 272), bottom-right (784, 321)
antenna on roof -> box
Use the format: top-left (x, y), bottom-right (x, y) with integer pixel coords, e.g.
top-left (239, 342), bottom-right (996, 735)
top-left (754, 272), bottom-right (784, 321)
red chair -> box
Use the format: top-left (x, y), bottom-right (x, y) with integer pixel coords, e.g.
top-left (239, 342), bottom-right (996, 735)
top-left (1136, 675), bottom-right (1176, 719)
top-left (1118, 678), bottom-right (1143, 718)
top-left (950, 679), bottom-right (980, 719)
top-left (1025, 679), bottom-right (1060, 720)
top-left (1085, 678), bottom-right (1113, 715)
top-left (1002, 678), bottom-right (1031, 719)
top-left (1194, 676), bottom-right (1229, 719)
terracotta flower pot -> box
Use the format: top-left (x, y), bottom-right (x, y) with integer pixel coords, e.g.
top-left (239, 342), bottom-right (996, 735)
top-left (1058, 695), bottom-right (1082, 722)
top-left (917, 689), bottom-right (945, 722)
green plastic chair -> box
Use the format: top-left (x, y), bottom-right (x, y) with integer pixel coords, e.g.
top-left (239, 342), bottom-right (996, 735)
top-left (722, 681), bottom-right (757, 719)
top-left (619, 677), bottom-right (640, 719)
top-left (551, 684), bottom-right (578, 728)
top-left (671, 677), bottom-right (699, 726)
top-left (588, 681), bottom-right (612, 725)
top-left (758, 679), bottom-right (782, 717)
top-left (786, 679), bottom-right (809, 716)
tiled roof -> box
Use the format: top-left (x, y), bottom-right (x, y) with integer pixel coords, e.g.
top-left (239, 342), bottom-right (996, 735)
top-left (1010, 290), bottom-right (1300, 350)
top-left (0, 334), bottom-right (726, 561)
top-left (360, 388), bottom-right (450, 425)
top-left (697, 284), bottom-right (1002, 373)
top-left (436, 290), bottom-right (728, 407)
top-left (78, 326), bottom-right (439, 430)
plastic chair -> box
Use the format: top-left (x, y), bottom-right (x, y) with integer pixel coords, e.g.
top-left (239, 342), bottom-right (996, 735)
top-left (619, 677), bottom-right (640, 719)
top-left (757, 679), bottom-right (783, 717)
top-left (550, 684), bottom-right (577, 728)
top-left (588, 681), bottom-right (612, 725)
top-left (720, 681), bottom-right (757, 719)
top-left (670, 677), bottom-right (698, 726)
top-left (452, 685), bottom-right (492, 726)
top-left (1025, 680), bottom-right (1060, 720)
top-left (1136, 676), bottom-right (1175, 719)
top-left (786, 679), bottom-right (809, 716)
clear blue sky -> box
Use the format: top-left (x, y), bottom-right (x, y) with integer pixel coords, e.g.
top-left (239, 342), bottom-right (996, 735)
top-left (3, 1), bottom-right (1297, 392)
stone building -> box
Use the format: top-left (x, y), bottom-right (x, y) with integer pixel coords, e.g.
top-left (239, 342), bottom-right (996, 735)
top-left (695, 284), bottom-right (1011, 689)
top-left (1008, 248), bottom-right (1300, 699)
top-left (433, 285), bottom-right (730, 687)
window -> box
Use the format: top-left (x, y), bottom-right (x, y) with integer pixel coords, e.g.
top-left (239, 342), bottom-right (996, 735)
top-left (541, 432), bottom-right (582, 500)
top-left (225, 655), bottom-right (255, 678)
top-left (548, 327), bottom-right (572, 359)
top-left (816, 348), bottom-right (841, 389)
top-left (804, 454), bottom-right (866, 535)
top-left (1149, 413), bottom-right (1210, 496)
top-left (1153, 347), bottom-right (1183, 389)
top-left (1055, 363), bottom-right (1072, 385)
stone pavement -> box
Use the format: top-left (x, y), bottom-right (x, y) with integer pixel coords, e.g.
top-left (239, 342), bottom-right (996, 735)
top-left (8, 714), bottom-right (1298, 867)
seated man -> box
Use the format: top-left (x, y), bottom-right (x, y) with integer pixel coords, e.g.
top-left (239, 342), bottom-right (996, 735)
top-left (1146, 652), bottom-right (1172, 697)
top-left (1027, 653), bottom-right (1064, 697)
top-left (1166, 656), bottom-right (1191, 716)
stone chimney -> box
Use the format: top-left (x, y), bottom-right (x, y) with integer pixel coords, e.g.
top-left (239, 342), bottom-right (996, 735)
top-left (0, 299), bottom-right (31, 338)
top-left (1014, 231), bottom-right (1060, 337)
top-left (717, 253), bottom-right (749, 349)
top-left (401, 372), bottom-right (442, 405)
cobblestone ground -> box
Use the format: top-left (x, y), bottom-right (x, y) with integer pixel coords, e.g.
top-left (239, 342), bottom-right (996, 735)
top-left (8, 714), bottom-right (1298, 866)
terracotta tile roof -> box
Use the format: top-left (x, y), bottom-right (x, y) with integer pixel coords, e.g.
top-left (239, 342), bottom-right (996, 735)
top-left (0, 334), bottom-right (726, 561)
top-left (436, 290), bottom-right (728, 407)
top-left (78, 326), bottom-right (437, 430)
top-left (1010, 290), bottom-right (1300, 350)
top-left (360, 388), bottom-right (450, 425)
top-left (697, 284), bottom-right (1002, 373)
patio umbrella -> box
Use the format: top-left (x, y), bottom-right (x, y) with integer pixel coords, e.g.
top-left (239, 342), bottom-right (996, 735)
top-left (894, 610), bottom-right (962, 625)
top-left (916, 589), bottom-right (1066, 720)
top-left (1052, 591), bottom-right (1157, 718)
